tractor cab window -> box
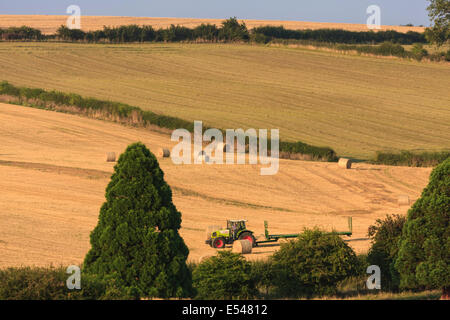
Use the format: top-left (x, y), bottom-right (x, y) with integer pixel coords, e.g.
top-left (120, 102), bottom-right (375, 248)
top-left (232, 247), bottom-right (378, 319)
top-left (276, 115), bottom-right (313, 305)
top-left (227, 220), bottom-right (246, 238)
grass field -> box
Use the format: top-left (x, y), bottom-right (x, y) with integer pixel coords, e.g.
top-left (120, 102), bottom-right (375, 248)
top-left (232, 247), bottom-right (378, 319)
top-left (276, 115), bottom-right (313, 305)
top-left (0, 102), bottom-right (433, 267)
top-left (0, 15), bottom-right (427, 35)
top-left (0, 42), bottom-right (449, 159)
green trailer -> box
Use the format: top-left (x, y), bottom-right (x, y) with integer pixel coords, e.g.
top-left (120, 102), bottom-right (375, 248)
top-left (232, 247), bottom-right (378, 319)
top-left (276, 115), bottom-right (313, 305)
top-left (256, 217), bottom-right (353, 245)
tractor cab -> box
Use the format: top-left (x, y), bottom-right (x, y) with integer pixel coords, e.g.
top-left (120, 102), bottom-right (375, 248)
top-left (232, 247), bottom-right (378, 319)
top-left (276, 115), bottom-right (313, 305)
top-left (227, 219), bottom-right (247, 238)
top-left (205, 219), bottom-right (256, 249)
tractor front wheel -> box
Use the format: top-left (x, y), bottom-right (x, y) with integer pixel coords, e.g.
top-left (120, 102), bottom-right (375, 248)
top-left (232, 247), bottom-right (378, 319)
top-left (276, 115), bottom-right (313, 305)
top-left (239, 232), bottom-right (256, 247)
top-left (212, 237), bottom-right (226, 249)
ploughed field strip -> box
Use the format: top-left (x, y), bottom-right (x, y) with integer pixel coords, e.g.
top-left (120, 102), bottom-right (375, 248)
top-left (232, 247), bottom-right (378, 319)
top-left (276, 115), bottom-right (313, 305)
top-left (0, 42), bottom-right (449, 159)
top-left (0, 103), bottom-right (432, 266)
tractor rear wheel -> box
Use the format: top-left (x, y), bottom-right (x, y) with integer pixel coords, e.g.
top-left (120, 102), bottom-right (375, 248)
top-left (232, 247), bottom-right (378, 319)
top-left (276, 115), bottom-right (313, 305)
top-left (238, 232), bottom-right (256, 247)
top-left (212, 237), bottom-right (226, 249)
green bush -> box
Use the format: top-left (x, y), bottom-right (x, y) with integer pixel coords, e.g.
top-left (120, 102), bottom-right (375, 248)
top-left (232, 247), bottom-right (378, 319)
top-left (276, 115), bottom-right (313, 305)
top-left (374, 150), bottom-right (450, 167)
top-left (83, 143), bottom-right (193, 299)
top-left (0, 266), bottom-right (138, 300)
top-left (251, 33), bottom-right (269, 44)
top-left (218, 17), bottom-right (249, 42)
top-left (193, 251), bottom-right (257, 299)
top-left (0, 266), bottom-right (68, 300)
top-left (367, 214), bottom-right (406, 291)
top-left (56, 25), bottom-right (86, 41)
top-left (193, 24), bottom-right (219, 41)
top-left (279, 141), bottom-right (338, 162)
top-left (270, 229), bottom-right (359, 298)
top-left (249, 259), bottom-right (275, 297)
top-left (411, 43), bottom-right (429, 60)
top-left (336, 253), bottom-right (371, 296)
top-left (395, 158), bottom-right (450, 297)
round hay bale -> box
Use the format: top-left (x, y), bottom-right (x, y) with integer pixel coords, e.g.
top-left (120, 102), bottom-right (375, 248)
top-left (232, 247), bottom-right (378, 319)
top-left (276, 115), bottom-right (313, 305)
top-left (106, 152), bottom-right (116, 162)
top-left (398, 195), bottom-right (410, 206)
top-left (205, 225), bottom-right (222, 240)
top-left (338, 158), bottom-right (352, 169)
top-left (157, 148), bottom-right (170, 158)
top-left (232, 240), bottom-right (252, 254)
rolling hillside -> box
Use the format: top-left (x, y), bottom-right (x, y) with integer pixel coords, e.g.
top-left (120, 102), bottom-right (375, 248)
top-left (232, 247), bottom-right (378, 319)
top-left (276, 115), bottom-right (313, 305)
top-left (0, 103), bottom-right (433, 267)
top-left (0, 42), bottom-right (449, 158)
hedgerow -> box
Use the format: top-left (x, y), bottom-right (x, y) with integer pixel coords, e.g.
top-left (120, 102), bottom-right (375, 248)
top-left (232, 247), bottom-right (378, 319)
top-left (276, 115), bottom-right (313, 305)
top-left (1, 19), bottom-right (426, 45)
top-left (373, 150), bottom-right (450, 167)
top-left (0, 80), bottom-right (192, 131)
top-left (279, 141), bottom-right (338, 162)
top-left (0, 81), bottom-right (338, 162)
top-left (252, 26), bottom-right (426, 44)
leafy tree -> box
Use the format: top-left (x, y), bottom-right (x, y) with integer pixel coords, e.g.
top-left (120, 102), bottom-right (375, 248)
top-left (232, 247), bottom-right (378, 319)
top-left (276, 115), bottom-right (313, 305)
top-left (193, 24), bottom-right (219, 41)
top-left (425, 0), bottom-right (450, 46)
top-left (367, 214), bottom-right (406, 291)
top-left (271, 229), bottom-right (359, 298)
top-left (192, 251), bottom-right (257, 299)
top-left (411, 43), bottom-right (429, 60)
top-left (219, 17), bottom-right (249, 42)
top-left (83, 142), bottom-right (193, 299)
top-left (249, 260), bottom-right (274, 297)
top-left (395, 158), bottom-right (450, 298)
top-left (56, 25), bottom-right (85, 41)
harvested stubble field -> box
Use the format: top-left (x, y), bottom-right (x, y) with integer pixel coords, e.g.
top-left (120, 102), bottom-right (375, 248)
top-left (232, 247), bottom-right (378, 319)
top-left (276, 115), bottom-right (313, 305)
top-left (0, 15), bottom-right (426, 35)
top-left (0, 42), bottom-right (449, 159)
top-left (0, 103), bottom-right (433, 267)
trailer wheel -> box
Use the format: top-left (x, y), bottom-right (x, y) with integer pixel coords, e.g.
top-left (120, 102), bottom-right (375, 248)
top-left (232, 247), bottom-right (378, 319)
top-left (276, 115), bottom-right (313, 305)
top-left (239, 232), bottom-right (256, 247)
top-left (213, 237), bottom-right (226, 249)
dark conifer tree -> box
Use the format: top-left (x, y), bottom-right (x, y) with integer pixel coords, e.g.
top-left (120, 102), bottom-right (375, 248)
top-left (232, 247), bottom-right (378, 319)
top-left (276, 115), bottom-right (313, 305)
top-left (84, 142), bottom-right (193, 298)
top-left (395, 158), bottom-right (449, 299)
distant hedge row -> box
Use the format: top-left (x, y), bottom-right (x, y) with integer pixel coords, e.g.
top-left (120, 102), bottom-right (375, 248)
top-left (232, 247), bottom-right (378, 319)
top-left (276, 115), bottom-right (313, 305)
top-left (252, 26), bottom-right (426, 44)
top-left (0, 26), bottom-right (43, 40)
top-left (279, 141), bottom-right (338, 162)
top-left (337, 42), bottom-right (450, 61)
top-left (270, 39), bottom-right (450, 62)
top-left (1, 18), bottom-right (426, 45)
top-left (0, 81), bottom-right (337, 162)
top-left (373, 150), bottom-right (450, 167)
top-left (0, 81), bottom-right (194, 131)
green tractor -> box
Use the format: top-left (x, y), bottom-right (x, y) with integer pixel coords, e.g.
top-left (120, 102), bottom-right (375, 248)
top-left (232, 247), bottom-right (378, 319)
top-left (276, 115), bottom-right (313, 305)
top-left (205, 220), bottom-right (256, 249)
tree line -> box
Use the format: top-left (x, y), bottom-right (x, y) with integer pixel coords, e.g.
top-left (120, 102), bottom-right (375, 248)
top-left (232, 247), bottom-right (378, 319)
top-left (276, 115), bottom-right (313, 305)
top-left (1, 17), bottom-right (428, 44)
top-left (0, 26), bottom-right (43, 40)
top-left (252, 25), bottom-right (426, 44)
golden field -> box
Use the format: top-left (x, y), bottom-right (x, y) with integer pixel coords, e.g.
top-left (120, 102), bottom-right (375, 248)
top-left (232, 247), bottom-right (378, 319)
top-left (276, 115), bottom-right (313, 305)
top-left (0, 103), bottom-right (433, 267)
top-left (0, 15), bottom-right (427, 35)
top-left (0, 42), bottom-right (449, 159)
